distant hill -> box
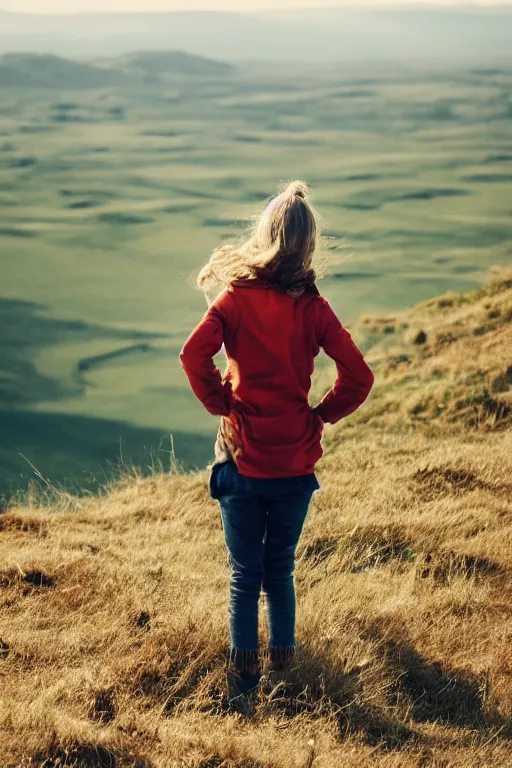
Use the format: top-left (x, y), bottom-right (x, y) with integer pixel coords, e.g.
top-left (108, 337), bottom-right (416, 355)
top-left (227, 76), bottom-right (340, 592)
top-left (0, 63), bottom-right (35, 88)
top-left (0, 8), bottom-right (511, 63)
top-left (0, 53), bottom-right (132, 89)
top-left (0, 50), bottom-right (234, 89)
top-left (109, 50), bottom-right (234, 76)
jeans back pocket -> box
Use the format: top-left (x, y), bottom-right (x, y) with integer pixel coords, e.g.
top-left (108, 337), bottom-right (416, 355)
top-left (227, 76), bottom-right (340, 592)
top-left (209, 461), bottom-right (236, 500)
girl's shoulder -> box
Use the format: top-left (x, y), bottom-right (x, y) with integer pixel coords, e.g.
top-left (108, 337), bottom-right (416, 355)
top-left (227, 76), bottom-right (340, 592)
top-left (208, 286), bottom-right (238, 319)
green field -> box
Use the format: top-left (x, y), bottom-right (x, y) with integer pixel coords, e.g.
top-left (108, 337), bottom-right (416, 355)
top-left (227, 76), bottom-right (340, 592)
top-left (1, 58), bottom-right (511, 495)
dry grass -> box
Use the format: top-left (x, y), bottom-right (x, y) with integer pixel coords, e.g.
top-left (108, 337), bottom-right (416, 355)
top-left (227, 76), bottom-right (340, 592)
top-left (1, 271), bottom-right (512, 768)
top-left (335, 267), bottom-right (512, 436)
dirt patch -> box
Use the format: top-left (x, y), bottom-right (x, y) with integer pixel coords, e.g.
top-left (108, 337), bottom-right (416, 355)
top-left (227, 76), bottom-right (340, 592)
top-left (23, 570), bottom-right (55, 589)
top-left (134, 611), bottom-right (150, 629)
top-left (0, 638), bottom-right (9, 659)
top-left (413, 466), bottom-right (488, 501)
top-left (0, 567), bottom-right (55, 591)
top-left (88, 688), bottom-right (116, 724)
top-left (413, 330), bottom-right (427, 345)
top-left (417, 550), bottom-right (501, 585)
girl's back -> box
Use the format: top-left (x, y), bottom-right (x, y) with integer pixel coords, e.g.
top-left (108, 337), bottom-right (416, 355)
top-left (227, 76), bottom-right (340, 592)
top-left (215, 280), bottom-right (319, 414)
top-left (181, 267), bottom-right (373, 478)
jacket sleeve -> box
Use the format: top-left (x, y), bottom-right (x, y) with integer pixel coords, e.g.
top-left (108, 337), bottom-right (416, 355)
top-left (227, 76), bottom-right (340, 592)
top-left (179, 300), bottom-right (230, 417)
top-left (313, 298), bottom-right (374, 424)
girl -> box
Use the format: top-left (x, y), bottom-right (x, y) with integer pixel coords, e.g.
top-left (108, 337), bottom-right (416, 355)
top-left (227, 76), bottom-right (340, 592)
top-left (180, 181), bottom-right (374, 707)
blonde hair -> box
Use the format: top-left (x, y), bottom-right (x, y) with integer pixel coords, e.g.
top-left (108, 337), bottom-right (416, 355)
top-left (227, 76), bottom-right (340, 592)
top-left (197, 180), bottom-right (318, 297)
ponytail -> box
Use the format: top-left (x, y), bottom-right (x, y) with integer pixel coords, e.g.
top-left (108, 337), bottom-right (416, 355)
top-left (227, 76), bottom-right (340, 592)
top-left (281, 180), bottom-right (309, 200)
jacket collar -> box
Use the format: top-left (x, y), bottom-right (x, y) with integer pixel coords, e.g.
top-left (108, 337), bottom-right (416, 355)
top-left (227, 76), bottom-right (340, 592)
top-left (231, 278), bottom-right (319, 295)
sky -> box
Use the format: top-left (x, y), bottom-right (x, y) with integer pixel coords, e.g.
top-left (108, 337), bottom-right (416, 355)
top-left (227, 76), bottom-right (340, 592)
top-left (2, 0), bottom-right (511, 12)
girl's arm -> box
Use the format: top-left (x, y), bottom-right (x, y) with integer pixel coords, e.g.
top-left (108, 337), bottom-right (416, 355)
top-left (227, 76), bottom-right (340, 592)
top-left (180, 304), bottom-right (230, 417)
top-left (313, 299), bottom-right (374, 424)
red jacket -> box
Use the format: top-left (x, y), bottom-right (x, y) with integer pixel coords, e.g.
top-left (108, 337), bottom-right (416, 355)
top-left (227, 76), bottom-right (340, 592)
top-left (180, 280), bottom-right (374, 478)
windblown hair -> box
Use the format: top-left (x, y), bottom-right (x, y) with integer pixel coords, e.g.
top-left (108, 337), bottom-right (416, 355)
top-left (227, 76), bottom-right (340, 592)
top-left (197, 180), bottom-right (318, 297)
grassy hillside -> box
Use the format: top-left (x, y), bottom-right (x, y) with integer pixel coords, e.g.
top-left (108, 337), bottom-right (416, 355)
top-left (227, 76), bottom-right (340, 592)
top-left (1, 271), bottom-right (511, 767)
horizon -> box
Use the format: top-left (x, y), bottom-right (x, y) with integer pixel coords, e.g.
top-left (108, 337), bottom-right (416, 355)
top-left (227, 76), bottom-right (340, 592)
top-left (3, 0), bottom-right (512, 14)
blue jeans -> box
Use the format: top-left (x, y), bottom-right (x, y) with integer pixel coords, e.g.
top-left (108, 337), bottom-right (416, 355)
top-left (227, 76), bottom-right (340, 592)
top-left (210, 461), bottom-right (319, 671)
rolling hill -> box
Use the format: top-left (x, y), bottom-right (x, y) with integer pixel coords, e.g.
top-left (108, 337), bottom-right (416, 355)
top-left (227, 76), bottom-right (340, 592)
top-left (0, 50), bottom-right (235, 88)
top-left (0, 53), bottom-right (132, 89)
top-left (108, 50), bottom-right (235, 76)
top-left (0, 62), bottom-right (35, 87)
top-left (1, 269), bottom-right (511, 766)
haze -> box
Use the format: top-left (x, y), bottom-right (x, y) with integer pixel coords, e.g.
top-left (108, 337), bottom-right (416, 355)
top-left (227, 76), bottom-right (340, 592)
top-left (4, 0), bottom-right (512, 12)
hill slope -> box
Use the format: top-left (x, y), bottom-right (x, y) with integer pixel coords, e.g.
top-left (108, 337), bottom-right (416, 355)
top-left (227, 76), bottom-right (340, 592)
top-left (0, 53), bottom-right (132, 89)
top-left (0, 50), bottom-right (233, 89)
top-left (108, 50), bottom-right (235, 76)
top-left (1, 270), bottom-right (511, 767)
top-left (0, 63), bottom-right (35, 87)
